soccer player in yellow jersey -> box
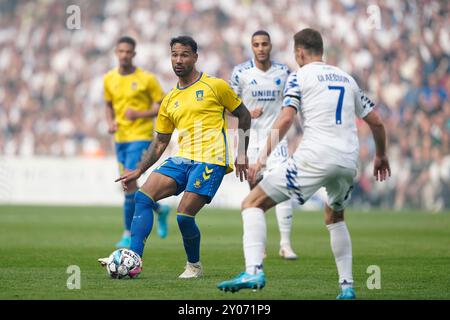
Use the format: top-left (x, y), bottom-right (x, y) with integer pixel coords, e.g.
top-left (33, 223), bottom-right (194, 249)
top-left (103, 36), bottom-right (171, 248)
top-left (111, 36), bottom-right (251, 279)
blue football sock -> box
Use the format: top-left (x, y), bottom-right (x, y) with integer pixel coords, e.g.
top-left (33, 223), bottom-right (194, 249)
top-left (124, 192), bottom-right (136, 232)
top-left (130, 190), bottom-right (156, 257)
top-left (177, 214), bottom-right (201, 263)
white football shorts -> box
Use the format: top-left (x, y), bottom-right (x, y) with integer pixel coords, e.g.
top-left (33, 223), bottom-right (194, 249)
top-left (259, 158), bottom-right (357, 211)
top-left (248, 140), bottom-right (289, 174)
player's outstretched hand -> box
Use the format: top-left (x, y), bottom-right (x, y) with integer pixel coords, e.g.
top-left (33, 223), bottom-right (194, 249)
top-left (248, 161), bottom-right (264, 184)
top-left (115, 169), bottom-right (142, 191)
top-left (373, 155), bottom-right (391, 182)
top-left (108, 122), bottom-right (118, 134)
top-left (235, 154), bottom-right (249, 182)
top-left (250, 107), bottom-right (263, 119)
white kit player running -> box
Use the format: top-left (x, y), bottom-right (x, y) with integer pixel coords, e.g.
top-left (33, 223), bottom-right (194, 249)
top-left (218, 28), bottom-right (391, 299)
top-left (230, 30), bottom-right (298, 260)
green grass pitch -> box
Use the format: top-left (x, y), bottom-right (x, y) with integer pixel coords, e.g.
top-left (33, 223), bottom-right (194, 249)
top-left (0, 205), bottom-right (449, 300)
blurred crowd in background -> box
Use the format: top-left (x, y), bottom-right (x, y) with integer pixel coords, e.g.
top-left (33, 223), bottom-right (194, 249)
top-left (0, 0), bottom-right (448, 210)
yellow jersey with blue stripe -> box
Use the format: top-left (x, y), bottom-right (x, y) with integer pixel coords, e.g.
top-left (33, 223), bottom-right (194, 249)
top-left (104, 67), bottom-right (165, 143)
top-left (156, 73), bottom-right (241, 173)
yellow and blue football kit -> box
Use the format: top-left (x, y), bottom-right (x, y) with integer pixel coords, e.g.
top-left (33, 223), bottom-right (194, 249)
top-left (103, 67), bottom-right (167, 244)
top-left (154, 72), bottom-right (241, 202)
top-left (104, 67), bottom-right (165, 143)
top-left (104, 67), bottom-right (165, 171)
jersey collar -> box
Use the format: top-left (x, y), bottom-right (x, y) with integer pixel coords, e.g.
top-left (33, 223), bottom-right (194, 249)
top-left (309, 61), bottom-right (325, 65)
top-left (116, 66), bottom-right (139, 76)
top-left (177, 72), bottom-right (203, 90)
top-left (252, 58), bottom-right (273, 74)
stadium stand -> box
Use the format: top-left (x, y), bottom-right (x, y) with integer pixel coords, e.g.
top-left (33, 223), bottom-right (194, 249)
top-left (0, 0), bottom-right (448, 210)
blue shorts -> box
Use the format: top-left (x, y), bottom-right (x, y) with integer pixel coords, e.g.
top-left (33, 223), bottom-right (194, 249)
top-left (153, 157), bottom-right (227, 203)
top-left (115, 141), bottom-right (151, 172)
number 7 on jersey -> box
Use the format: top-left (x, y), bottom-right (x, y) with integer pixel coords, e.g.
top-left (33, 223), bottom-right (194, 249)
top-left (328, 86), bottom-right (345, 125)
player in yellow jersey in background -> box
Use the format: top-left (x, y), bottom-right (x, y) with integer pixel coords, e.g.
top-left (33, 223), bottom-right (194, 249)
top-left (102, 36), bottom-right (251, 279)
top-left (103, 36), bottom-right (171, 248)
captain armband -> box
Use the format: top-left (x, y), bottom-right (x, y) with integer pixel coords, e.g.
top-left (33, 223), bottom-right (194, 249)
top-left (282, 95), bottom-right (300, 112)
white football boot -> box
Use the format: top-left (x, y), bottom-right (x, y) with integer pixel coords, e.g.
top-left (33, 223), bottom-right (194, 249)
top-left (279, 246), bottom-right (298, 260)
top-left (178, 262), bottom-right (203, 278)
top-left (97, 257), bottom-right (109, 267)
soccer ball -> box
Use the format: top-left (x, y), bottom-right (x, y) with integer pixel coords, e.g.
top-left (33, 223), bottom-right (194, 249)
top-left (106, 248), bottom-right (142, 279)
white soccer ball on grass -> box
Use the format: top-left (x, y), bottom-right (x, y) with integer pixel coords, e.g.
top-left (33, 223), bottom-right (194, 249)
top-left (106, 248), bottom-right (142, 279)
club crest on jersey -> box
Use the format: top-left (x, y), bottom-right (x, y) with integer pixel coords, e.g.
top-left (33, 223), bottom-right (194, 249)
top-left (196, 90), bottom-right (204, 101)
top-left (131, 81), bottom-right (138, 90)
top-left (275, 77), bottom-right (281, 86)
top-left (173, 101), bottom-right (180, 108)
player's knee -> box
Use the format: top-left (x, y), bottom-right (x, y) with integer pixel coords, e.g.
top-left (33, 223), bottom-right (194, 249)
top-left (241, 193), bottom-right (272, 211)
top-left (325, 215), bottom-right (344, 225)
top-left (242, 194), bottom-right (263, 210)
top-left (177, 204), bottom-right (197, 216)
top-left (139, 185), bottom-right (156, 202)
top-left (324, 205), bottom-right (344, 225)
top-left (241, 196), bottom-right (252, 210)
top-left (325, 212), bottom-right (344, 225)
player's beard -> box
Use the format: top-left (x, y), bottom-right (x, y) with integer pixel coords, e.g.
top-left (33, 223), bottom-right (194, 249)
top-left (173, 64), bottom-right (193, 77)
top-left (120, 58), bottom-right (133, 68)
top-left (255, 54), bottom-right (270, 65)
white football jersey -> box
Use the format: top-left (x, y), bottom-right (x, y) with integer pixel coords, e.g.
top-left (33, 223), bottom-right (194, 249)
top-left (230, 59), bottom-right (291, 148)
top-left (283, 61), bottom-right (375, 170)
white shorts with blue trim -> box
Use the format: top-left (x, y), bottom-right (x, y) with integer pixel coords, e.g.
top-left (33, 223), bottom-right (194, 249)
top-left (248, 140), bottom-right (289, 174)
top-left (259, 158), bottom-right (357, 211)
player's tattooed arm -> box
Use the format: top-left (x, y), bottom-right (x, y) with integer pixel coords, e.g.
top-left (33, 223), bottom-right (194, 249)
top-left (115, 133), bottom-right (172, 189)
top-left (232, 103), bottom-right (251, 153)
top-left (137, 133), bottom-right (172, 174)
top-left (232, 103), bottom-right (251, 181)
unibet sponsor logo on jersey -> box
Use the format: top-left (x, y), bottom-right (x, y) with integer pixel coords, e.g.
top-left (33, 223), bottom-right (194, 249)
top-left (251, 89), bottom-right (281, 101)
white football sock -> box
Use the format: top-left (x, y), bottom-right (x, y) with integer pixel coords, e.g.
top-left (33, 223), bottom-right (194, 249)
top-left (242, 208), bottom-right (266, 275)
top-left (327, 221), bottom-right (353, 285)
top-left (275, 200), bottom-right (293, 248)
